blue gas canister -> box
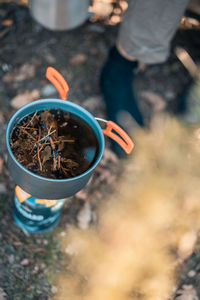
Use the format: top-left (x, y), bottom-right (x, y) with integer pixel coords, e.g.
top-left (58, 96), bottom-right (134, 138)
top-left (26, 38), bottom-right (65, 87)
top-left (14, 186), bottom-right (66, 233)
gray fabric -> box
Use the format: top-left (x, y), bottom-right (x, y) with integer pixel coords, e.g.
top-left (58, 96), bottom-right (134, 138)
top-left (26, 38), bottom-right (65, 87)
top-left (118, 0), bottom-right (189, 64)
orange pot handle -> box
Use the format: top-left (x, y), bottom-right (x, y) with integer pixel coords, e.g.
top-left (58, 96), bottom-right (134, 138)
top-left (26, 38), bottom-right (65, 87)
top-left (46, 67), bottom-right (69, 100)
top-left (103, 120), bottom-right (134, 154)
top-left (45, 68), bottom-right (134, 154)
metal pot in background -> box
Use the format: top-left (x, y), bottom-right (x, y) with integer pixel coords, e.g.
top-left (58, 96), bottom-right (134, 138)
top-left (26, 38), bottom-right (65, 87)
top-left (29, 0), bottom-right (90, 31)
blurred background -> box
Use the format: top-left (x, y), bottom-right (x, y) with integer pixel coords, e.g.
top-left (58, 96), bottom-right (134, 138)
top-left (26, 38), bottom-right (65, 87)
top-left (0, 0), bottom-right (200, 299)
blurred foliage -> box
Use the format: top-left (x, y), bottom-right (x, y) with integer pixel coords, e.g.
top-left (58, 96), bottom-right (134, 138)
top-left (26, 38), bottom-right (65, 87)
top-left (52, 115), bottom-right (200, 300)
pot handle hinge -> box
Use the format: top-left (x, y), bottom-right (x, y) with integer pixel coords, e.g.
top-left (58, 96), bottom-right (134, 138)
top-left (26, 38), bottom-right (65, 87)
top-left (46, 67), bottom-right (69, 100)
top-left (95, 118), bottom-right (134, 154)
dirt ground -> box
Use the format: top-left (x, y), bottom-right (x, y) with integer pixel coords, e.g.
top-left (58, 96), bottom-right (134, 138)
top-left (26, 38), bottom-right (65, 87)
top-left (0, 1), bottom-right (200, 299)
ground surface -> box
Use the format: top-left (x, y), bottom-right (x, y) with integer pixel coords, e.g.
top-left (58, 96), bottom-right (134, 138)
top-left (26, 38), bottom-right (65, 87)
top-left (0, 1), bottom-right (200, 299)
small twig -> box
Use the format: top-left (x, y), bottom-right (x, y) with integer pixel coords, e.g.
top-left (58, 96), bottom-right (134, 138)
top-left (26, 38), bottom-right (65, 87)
top-left (24, 112), bottom-right (37, 128)
top-left (20, 126), bottom-right (38, 130)
top-left (59, 139), bottom-right (75, 143)
top-left (45, 139), bottom-right (75, 145)
top-left (38, 129), bottom-right (56, 143)
top-left (49, 137), bottom-right (57, 171)
top-left (58, 155), bottom-right (61, 170)
top-left (33, 141), bottom-right (47, 158)
top-left (53, 152), bottom-right (57, 171)
top-left (19, 128), bottom-right (37, 141)
top-left (37, 143), bottom-right (42, 171)
top-left (49, 137), bottom-right (56, 150)
top-left (50, 119), bottom-right (58, 137)
top-left (37, 126), bottom-right (42, 171)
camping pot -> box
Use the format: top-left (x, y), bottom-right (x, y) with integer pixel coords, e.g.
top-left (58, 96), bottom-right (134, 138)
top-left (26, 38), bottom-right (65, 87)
top-left (6, 67), bottom-right (134, 200)
top-left (29, 0), bottom-right (90, 31)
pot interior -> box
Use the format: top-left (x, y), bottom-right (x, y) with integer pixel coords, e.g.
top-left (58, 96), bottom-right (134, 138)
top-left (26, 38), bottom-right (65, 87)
top-left (6, 99), bottom-right (104, 181)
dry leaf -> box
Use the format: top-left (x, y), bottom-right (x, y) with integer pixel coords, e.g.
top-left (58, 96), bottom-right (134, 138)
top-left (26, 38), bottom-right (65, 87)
top-left (0, 287), bottom-right (7, 300)
top-left (91, 1), bottom-right (113, 17)
top-left (77, 202), bottom-right (92, 230)
top-left (40, 110), bottom-right (52, 125)
top-left (62, 158), bottom-right (79, 168)
top-left (188, 270), bottom-right (196, 278)
top-left (178, 231), bottom-right (197, 259)
top-left (3, 63), bottom-right (36, 83)
top-left (2, 19), bottom-right (13, 26)
top-left (176, 285), bottom-right (199, 300)
top-left (11, 89), bottom-right (40, 109)
top-left (41, 146), bottom-right (51, 164)
top-left (21, 258), bottom-right (30, 266)
top-left (69, 54), bottom-right (87, 66)
top-left (57, 141), bottom-right (64, 152)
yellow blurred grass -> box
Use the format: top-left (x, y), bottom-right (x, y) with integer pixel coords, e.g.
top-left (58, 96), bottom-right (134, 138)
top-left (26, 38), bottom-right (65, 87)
top-left (53, 118), bottom-right (200, 300)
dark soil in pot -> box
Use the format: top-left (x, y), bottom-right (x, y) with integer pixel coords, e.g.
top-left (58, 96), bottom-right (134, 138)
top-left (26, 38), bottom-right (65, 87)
top-left (10, 109), bottom-right (99, 179)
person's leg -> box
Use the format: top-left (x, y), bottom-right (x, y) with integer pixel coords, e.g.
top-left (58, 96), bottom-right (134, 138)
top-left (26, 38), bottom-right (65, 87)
top-left (100, 46), bottom-right (144, 128)
top-left (100, 0), bottom-right (189, 155)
